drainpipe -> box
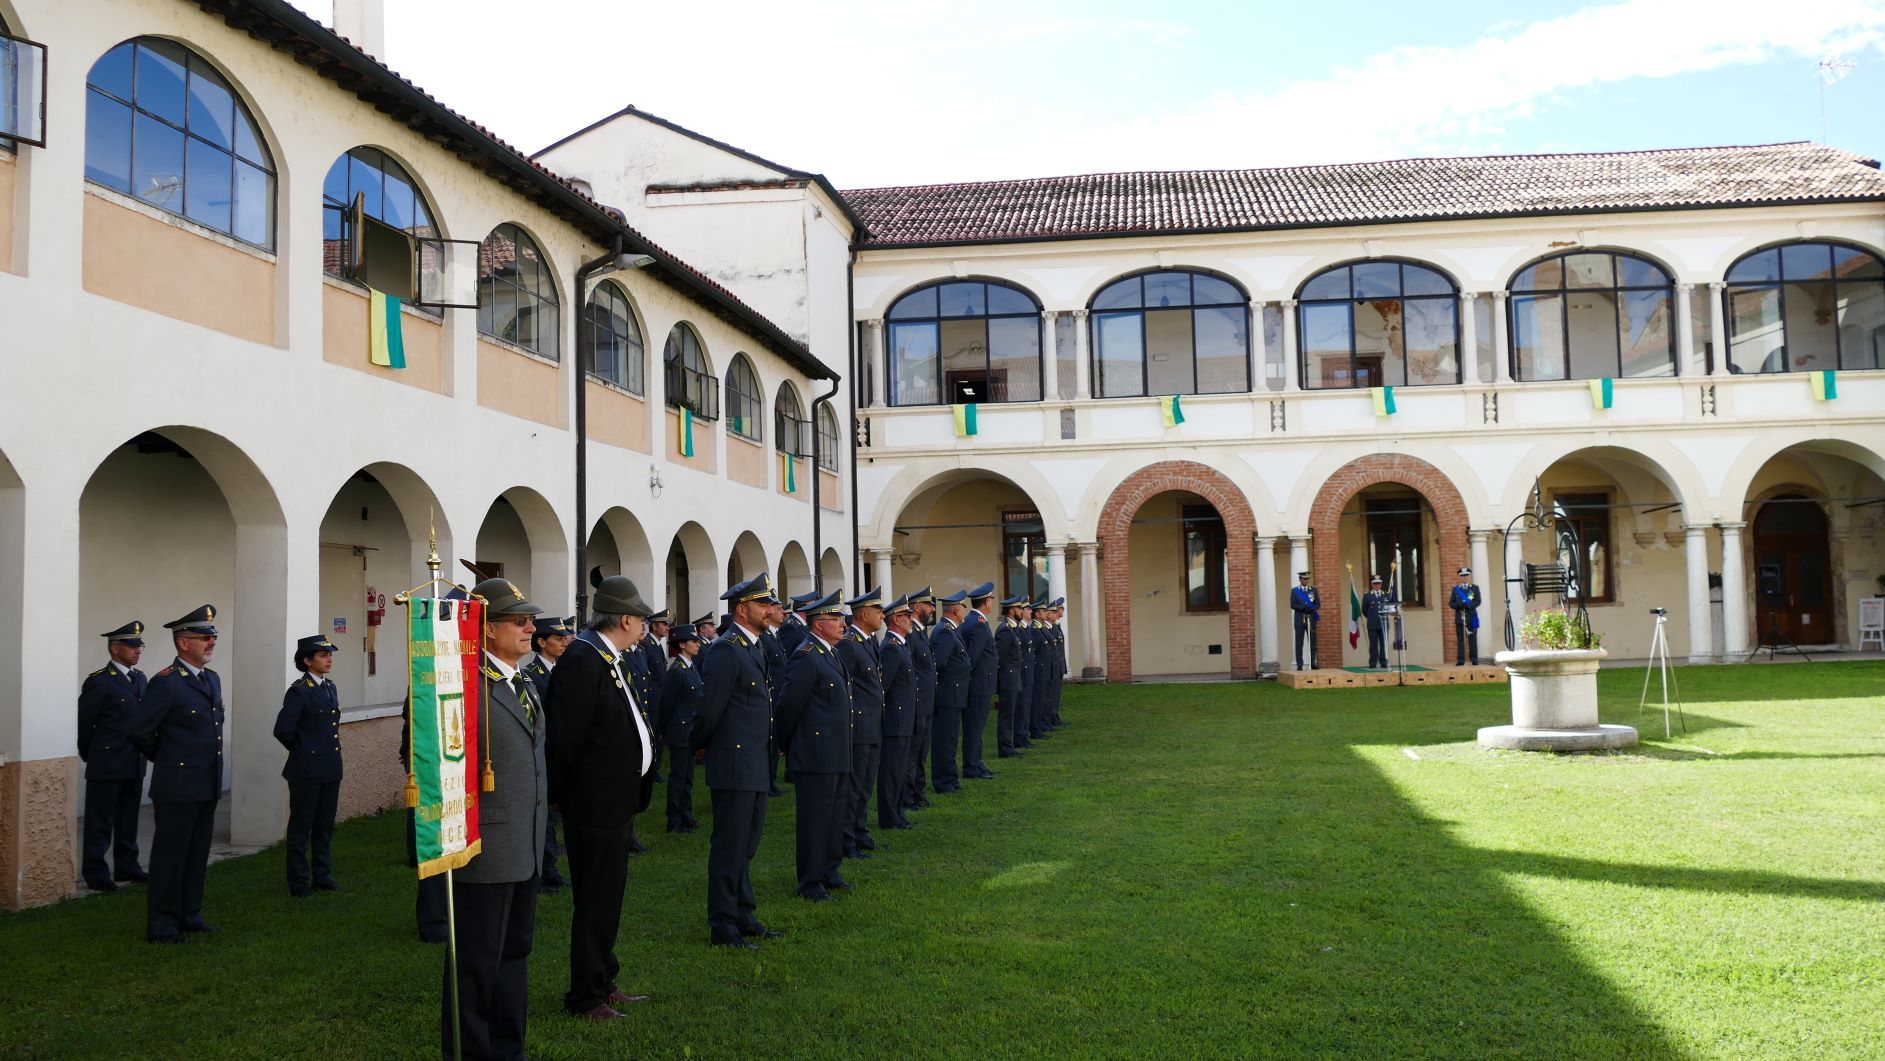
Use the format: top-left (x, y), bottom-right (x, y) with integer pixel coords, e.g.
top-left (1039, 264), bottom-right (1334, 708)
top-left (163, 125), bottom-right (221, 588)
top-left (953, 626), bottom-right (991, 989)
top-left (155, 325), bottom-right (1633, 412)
top-left (572, 235), bottom-right (626, 621)
top-left (846, 254), bottom-right (861, 591)
top-left (810, 377), bottom-right (840, 594)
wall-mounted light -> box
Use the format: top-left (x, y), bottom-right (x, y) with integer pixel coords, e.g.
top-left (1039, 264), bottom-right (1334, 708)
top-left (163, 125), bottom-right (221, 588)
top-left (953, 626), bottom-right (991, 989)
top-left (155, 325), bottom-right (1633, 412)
top-left (650, 464), bottom-right (664, 499)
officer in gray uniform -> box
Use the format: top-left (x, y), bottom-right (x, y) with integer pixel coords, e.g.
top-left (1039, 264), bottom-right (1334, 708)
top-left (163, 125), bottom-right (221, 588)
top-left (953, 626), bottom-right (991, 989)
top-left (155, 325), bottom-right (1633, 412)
top-left (77, 620), bottom-right (149, 891)
top-left (777, 590), bottom-right (853, 900)
top-left (276, 634), bottom-right (343, 897)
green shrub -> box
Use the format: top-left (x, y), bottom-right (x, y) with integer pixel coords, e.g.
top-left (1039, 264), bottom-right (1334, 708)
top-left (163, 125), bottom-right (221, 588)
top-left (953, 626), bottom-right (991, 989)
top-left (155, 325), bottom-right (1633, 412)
top-left (1519, 607), bottom-right (1603, 650)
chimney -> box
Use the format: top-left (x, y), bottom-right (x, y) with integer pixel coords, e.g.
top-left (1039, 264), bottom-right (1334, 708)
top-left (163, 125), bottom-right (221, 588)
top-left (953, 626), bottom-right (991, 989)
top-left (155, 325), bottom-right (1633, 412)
top-left (333, 0), bottom-right (386, 62)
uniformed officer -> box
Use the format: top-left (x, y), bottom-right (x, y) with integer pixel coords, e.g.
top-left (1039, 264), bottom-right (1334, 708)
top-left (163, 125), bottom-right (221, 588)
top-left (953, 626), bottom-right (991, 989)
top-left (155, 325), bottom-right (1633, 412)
top-left (130, 604), bottom-right (225, 943)
top-left (994, 594), bottom-right (1029, 758)
top-left (1291, 572), bottom-right (1322, 669)
top-left (903, 587), bottom-right (937, 811)
top-left (638, 608), bottom-right (670, 728)
top-left (877, 595), bottom-right (916, 829)
top-left (1043, 598), bottom-right (1068, 729)
top-left (1027, 598), bottom-right (1055, 744)
top-left (656, 625), bottom-right (704, 833)
top-left (962, 582), bottom-right (1000, 780)
top-left (694, 574), bottom-right (783, 947)
top-left (776, 590), bottom-right (853, 901)
top-left (929, 589), bottom-right (971, 794)
top-left (777, 591), bottom-right (816, 655)
top-left (693, 613), bottom-right (719, 643)
top-left (524, 614), bottom-right (574, 892)
top-left (77, 620), bottom-right (150, 891)
top-left (759, 597), bottom-right (790, 797)
top-left (275, 634), bottom-right (343, 897)
top-left (1363, 576), bottom-right (1390, 669)
top-left (1451, 567), bottom-right (1483, 666)
top-left (839, 589), bottom-right (885, 859)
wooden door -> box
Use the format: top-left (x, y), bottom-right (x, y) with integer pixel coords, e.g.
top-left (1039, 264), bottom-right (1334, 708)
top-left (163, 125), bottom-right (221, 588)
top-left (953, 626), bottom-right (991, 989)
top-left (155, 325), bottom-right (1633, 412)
top-left (1752, 495), bottom-right (1834, 644)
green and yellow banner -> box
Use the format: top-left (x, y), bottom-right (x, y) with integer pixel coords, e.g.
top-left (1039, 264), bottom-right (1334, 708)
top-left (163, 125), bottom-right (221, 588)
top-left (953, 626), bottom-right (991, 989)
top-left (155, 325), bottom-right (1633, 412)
top-left (1811, 370), bottom-right (1838, 401)
top-left (1588, 377), bottom-right (1614, 409)
top-left (1159, 394), bottom-right (1185, 426)
top-left (1370, 386), bottom-right (1396, 417)
top-left (782, 452), bottom-right (797, 493)
top-left (952, 402), bottom-right (978, 437)
top-left (406, 595), bottom-right (485, 879)
top-left (367, 287), bottom-right (406, 369)
top-left (677, 408), bottom-right (695, 457)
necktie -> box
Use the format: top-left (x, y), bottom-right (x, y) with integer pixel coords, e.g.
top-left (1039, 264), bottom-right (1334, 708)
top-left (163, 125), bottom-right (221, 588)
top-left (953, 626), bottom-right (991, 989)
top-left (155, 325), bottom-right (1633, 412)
top-left (513, 674), bottom-right (534, 724)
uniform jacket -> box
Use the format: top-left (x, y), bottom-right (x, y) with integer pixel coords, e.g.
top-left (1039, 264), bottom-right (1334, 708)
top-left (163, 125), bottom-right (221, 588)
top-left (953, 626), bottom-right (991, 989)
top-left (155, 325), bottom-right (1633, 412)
top-left (458, 657), bottom-right (549, 886)
top-left (1291, 586), bottom-right (1322, 622)
top-left (695, 625), bottom-right (773, 793)
top-left (274, 674), bottom-right (342, 782)
top-left (522, 656), bottom-right (553, 709)
top-left (621, 650), bottom-right (658, 736)
top-left (759, 628), bottom-right (789, 711)
top-left (777, 617), bottom-right (809, 655)
top-left (657, 656), bottom-right (704, 749)
top-left (964, 610), bottom-right (998, 702)
top-left (77, 663), bottom-right (147, 781)
top-left (637, 634), bottom-right (667, 703)
top-left (132, 660), bottom-right (224, 804)
top-left (995, 619), bottom-right (1026, 698)
top-left (545, 632), bottom-right (654, 828)
top-left (879, 633), bottom-right (916, 740)
top-left (908, 621), bottom-right (937, 718)
top-left (1028, 622), bottom-right (1053, 714)
top-left (777, 637), bottom-right (852, 775)
top-left (931, 620), bottom-right (970, 715)
top-left (838, 628), bottom-right (884, 744)
top-left (1450, 584), bottom-right (1482, 630)
top-left (1362, 590), bottom-right (1389, 631)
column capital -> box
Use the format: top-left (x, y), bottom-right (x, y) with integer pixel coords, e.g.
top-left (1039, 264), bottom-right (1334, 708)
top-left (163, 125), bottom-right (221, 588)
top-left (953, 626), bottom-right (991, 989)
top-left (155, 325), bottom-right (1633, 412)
top-left (1281, 298), bottom-right (1299, 309)
top-left (1254, 534), bottom-right (1280, 550)
top-left (1681, 522), bottom-right (1711, 535)
top-left (1467, 528), bottom-right (1492, 542)
top-left (865, 317), bottom-right (884, 330)
top-left (1041, 309), bottom-right (1059, 321)
top-left (1043, 541), bottom-right (1067, 556)
top-left (1288, 533), bottom-right (1312, 546)
top-left (1675, 281), bottom-right (1694, 293)
top-left (1074, 539), bottom-right (1101, 555)
top-left (864, 546), bottom-right (894, 560)
top-left (1072, 308), bottom-right (1090, 320)
top-left (1490, 290), bottom-right (1508, 303)
top-left (1708, 281), bottom-right (1726, 292)
top-left (1717, 520), bottom-right (1748, 532)
top-left (1461, 290), bottom-right (1479, 300)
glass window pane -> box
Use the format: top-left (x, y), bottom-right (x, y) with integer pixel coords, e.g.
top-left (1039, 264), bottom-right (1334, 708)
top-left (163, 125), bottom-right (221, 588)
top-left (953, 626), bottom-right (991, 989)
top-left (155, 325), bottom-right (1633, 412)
top-left (1617, 255), bottom-right (1668, 288)
top-left (1783, 282), bottom-right (1837, 372)
top-left (1403, 299), bottom-right (1458, 386)
top-left (1144, 272), bottom-right (1190, 308)
top-left (233, 107), bottom-right (265, 167)
top-left (1353, 261), bottom-right (1400, 299)
top-left (1564, 253), bottom-right (1614, 289)
top-left (985, 284), bottom-right (1034, 315)
top-left (184, 65), bottom-right (233, 149)
top-left (889, 321), bottom-right (940, 405)
top-left (987, 316), bottom-right (1040, 402)
top-left (1511, 264), bottom-right (1547, 292)
top-left (1401, 264), bottom-right (1452, 296)
top-left (888, 286), bottom-right (938, 319)
top-left (1353, 298), bottom-right (1404, 388)
top-left (1727, 287), bottom-right (1784, 374)
top-left (1192, 274), bottom-right (1243, 306)
top-left (1728, 249), bottom-right (1779, 283)
top-left (1144, 308), bottom-right (1194, 394)
top-left (1781, 242), bottom-right (1833, 282)
top-left (1835, 281), bottom-right (1885, 370)
top-left (1566, 289), bottom-right (1618, 380)
top-left (382, 168), bottom-right (414, 232)
top-left (349, 152), bottom-right (382, 220)
top-left (1620, 290), bottom-right (1674, 378)
top-left (84, 91), bottom-right (134, 191)
top-left (938, 282), bottom-right (984, 317)
top-left (1094, 311), bottom-right (1145, 397)
top-left (940, 318), bottom-right (987, 401)
top-left (322, 154), bottom-right (348, 206)
top-left (1091, 277), bottom-right (1140, 310)
top-left (1194, 305), bottom-right (1248, 393)
top-left (133, 41), bottom-right (187, 126)
top-left (1299, 268), bottom-right (1349, 301)
top-left (538, 300), bottom-right (560, 360)
top-left (89, 42), bottom-right (135, 101)
top-left (183, 135), bottom-right (232, 232)
top-left (1054, 314), bottom-right (1077, 401)
top-left (490, 284), bottom-right (517, 345)
top-left (1831, 244), bottom-right (1884, 280)
top-left (132, 111), bottom-right (185, 210)
top-left (1511, 293), bottom-right (1566, 381)
top-left (1300, 302), bottom-right (1353, 390)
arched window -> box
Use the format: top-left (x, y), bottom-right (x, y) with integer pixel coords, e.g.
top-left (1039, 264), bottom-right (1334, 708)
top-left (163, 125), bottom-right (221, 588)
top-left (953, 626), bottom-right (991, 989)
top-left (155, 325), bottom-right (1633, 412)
top-left (816, 404), bottom-right (840, 472)
top-left (1725, 241), bottom-right (1885, 374)
top-left (886, 279), bottom-right (1041, 406)
top-left (85, 38), bottom-right (274, 247)
top-left (1090, 270), bottom-right (1248, 398)
top-left (1297, 260), bottom-right (1458, 389)
top-left (1509, 251), bottom-right (1676, 381)
top-left (664, 323), bottom-right (719, 419)
top-left (582, 281), bottom-right (642, 393)
top-left (774, 383), bottom-right (809, 456)
top-left (726, 355), bottom-right (762, 441)
top-left (478, 223), bottom-right (560, 359)
top-left (322, 146), bottom-right (437, 286)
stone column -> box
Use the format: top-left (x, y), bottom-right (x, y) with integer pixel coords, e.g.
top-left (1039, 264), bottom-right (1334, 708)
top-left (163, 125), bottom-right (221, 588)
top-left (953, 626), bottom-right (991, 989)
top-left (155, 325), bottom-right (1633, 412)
top-left (1674, 283), bottom-right (1698, 377)
top-left (1077, 541), bottom-right (1103, 677)
top-left (1280, 300), bottom-right (1301, 393)
top-left (1718, 521), bottom-right (1748, 659)
top-left (1072, 309), bottom-right (1092, 400)
top-left (1707, 282), bottom-right (1729, 377)
top-left (1491, 291), bottom-right (1513, 384)
top-left (1684, 523), bottom-right (1715, 664)
top-left (1256, 535), bottom-right (1280, 674)
top-left (1045, 543), bottom-right (1068, 609)
top-left (1469, 529), bottom-right (1493, 638)
top-left (1503, 528), bottom-right (1525, 647)
top-left (866, 319), bottom-right (887, 407)
top-left (1248, 300), bottom-right (1268, 391)
top-left (1040, 310), bottom-right (1059, 402)
top-left (1289, 535), bottom-right (1310, 584)
top-left (1459, 292), bottom-right (1480, 385)
top-left (869, 548), bottom-right (894, 599)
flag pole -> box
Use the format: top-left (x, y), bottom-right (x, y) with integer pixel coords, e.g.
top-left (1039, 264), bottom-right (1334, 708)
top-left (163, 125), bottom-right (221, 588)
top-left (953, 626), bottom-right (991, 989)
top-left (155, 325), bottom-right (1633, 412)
top-left (444, 867), bottom-right (462, 1061)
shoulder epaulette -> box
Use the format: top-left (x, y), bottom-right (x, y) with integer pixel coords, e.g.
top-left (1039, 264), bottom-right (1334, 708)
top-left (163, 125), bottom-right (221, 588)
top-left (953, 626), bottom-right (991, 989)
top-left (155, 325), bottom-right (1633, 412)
top-left (92, 665), bottom-right (113, 677)
top-left (156, 666), bottom-right (176, 677)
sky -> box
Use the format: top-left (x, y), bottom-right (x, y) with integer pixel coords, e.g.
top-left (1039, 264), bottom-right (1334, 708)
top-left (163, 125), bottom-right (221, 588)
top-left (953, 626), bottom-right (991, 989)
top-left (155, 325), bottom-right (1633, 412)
top-left (302, 0), bottom-right (1885, 189)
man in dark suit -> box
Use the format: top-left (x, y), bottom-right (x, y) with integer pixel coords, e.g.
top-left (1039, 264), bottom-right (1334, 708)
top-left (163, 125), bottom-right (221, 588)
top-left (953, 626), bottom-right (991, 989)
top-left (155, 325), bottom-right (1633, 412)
top-left (929, 590), bottom-right (970, 794)
top-left (442, 579), bottom-right (551, 1057)
top-left (1292, 571), bottom-right (1321, 669)
top-left (839, 590), bottom-right (885, 858)
top-left (759, 598), bottom-right (790, 797)
top-left (77, 620), bottom-right (149, 891)
top-left (1363, 576), bottom-right (1390, 669)
top-left (130, 605), bottom-right (224, 943)
top-left (544, 575), bottom-right (656, 1024)
top-left (994, 594), bottom-right (1028, 759)
top-left (523, 614), bottom-right (573, 892)
top-left (903, 588), bottom-right (937, 811)
top-left (776, 590), bottom-right (853, 901)
top-left (962, 582), bottom-right (999, 780)
top-left (1451, 567), bottom-right (1483, 666)
top-left (275, 634), bottom-right (343, 898)
top-left (877, 596), bottom-right (916, 830)
top-left (694, 574), bottom-right (783, 948)
top-left (656, 625), bottom-right (704, 833)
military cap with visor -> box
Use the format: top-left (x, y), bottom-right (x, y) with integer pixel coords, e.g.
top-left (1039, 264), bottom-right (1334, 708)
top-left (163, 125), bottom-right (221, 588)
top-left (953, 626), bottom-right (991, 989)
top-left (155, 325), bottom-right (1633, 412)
top-left (164, 604), bottom-right (219, 636)
top-left (722, 572), bottom-right (780, 606)
top-left (101, 620), bottom-right (145, 647)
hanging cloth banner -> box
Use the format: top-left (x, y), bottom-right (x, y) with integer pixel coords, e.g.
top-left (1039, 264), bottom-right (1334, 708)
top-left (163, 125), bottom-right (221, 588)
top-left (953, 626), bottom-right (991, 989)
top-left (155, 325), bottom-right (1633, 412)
top-left (1346, 568), bottom-right (1362, 649)
top-left (1811, 370), bottom-right (1838, 401)
top-left (1160, 394), bottom-right (1186, 426)
top-left (677, 408), bottom-right (695, 457)
top-left (952, 403), bottom-right (979, 437)
top-left (782, 452), bottom-right (798, 493)
top-left (1370, 386), bottom-right (1396, 416)
top-left (1588, 377), bottom-right (1614, 409)
top-left (407, 595), bottom-right (485, 879)
top-left (367, 287), bottom-right (407, 369)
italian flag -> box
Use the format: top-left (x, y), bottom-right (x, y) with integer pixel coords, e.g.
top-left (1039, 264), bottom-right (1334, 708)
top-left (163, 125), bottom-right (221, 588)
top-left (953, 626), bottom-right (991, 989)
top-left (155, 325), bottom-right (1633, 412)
top-left (367, 287), bottom-right (406, 369)
top-left (1347, 575), bottom-right (1362, 649)
top-left (407, 595), bottom-right (485, 879)
top-left (952, 403), bottom-right (978, 437)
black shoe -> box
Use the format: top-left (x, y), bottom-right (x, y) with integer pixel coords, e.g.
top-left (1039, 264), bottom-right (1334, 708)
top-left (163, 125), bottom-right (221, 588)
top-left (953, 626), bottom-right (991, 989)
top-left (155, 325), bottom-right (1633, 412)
top-left (844, 848), bottom-right (872, 860)
top-left (768, 787), bottom-right (785, 797)
top-left (891, 822), bottom-right (915, 830)
top-left (180, 920), bottom-right (219, 934)
top-left (998, 751), bottom-right (1020, 758)
top-left (711, 936), bottom-right (761, 950)
top-left (800, 887), bottom-right (832, 903)
top-left (628, 837), bottom-right (650, 855)
top-left (85, 879), bottom-right (118, 892)
top-left (740, 924), bottom-right (784, 940)
top-left (828, 876), bottom-right (854, 891)
top-left (420, 932), bottom-right (448, 944)
top-left (314, 879), bottom-right (340, 892)
top-left (914, 796), bottom-right (932, 809)
top-left (115, 868), bottom-right (150, 883)
top-left (858, 836), bottom-right (877, 851)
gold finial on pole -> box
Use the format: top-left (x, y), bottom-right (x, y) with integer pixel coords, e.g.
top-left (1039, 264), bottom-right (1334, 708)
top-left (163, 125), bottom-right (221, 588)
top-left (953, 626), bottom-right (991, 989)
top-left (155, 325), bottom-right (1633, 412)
top-left (426, 507), bottom-right (441, 582)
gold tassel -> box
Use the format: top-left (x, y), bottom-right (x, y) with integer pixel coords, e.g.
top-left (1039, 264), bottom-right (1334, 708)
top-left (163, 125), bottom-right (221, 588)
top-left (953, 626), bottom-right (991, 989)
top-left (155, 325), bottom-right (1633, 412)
top-left (403, 771), bottom-right (419, 809)
top-left (481, 762), bottom-right (495, 793)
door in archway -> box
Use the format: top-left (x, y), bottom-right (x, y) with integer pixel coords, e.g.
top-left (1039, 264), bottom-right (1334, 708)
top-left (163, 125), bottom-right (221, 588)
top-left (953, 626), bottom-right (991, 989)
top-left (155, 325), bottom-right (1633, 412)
top-left (1752, 495), bottom-right (1833, 644)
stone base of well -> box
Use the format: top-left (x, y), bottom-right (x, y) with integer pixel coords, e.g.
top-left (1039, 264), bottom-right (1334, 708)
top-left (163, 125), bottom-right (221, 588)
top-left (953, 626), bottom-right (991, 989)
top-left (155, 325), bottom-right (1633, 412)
top-left (1477, 723), bottom-right (1639, 752)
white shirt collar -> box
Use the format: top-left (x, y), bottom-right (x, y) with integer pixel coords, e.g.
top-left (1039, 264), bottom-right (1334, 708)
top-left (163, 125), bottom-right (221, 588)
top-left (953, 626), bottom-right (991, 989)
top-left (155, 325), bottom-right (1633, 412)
top-left (813, 632), bottom-right (841, 650)
top-left (485, 653), bottom-right (519, 681)
top-left (730, 621), bottom-right (762, 644)
top-left (176, 658), bottom-right (203, 678)
top-left (111, 661), bottom-right (134, 678)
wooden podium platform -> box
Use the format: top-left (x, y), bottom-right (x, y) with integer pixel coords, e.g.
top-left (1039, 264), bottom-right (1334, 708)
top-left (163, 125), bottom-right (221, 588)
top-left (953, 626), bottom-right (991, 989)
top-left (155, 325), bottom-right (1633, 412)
top-left (1277, 666), bottom-right (1507, 689)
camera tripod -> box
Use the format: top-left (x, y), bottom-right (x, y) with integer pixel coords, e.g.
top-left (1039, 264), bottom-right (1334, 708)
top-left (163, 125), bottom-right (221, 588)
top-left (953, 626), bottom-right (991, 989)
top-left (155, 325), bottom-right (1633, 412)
top-left (1639, 610), bottom-right (1686, 738)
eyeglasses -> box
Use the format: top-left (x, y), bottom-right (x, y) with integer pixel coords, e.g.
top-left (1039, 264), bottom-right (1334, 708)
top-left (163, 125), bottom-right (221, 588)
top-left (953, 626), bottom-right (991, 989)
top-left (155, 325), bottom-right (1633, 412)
top-left (180, 634), bottom-right (218, 641)
top-left (494, 615), bottom-right (533, 628)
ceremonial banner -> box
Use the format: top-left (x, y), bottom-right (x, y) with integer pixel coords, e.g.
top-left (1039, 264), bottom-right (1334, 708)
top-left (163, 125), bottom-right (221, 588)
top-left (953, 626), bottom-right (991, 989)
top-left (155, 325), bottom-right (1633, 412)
top-left (952, 402), bottom-right (979, 437)
top-left (1371, 386), bottom-right (1396, 416)
top-left (408, 596), bottom-right (484, 878)
top-left (1588, 377), bottom-right (1614, 409)
top-left (1347, 572), bottom-right (1362, 649)
top-left (367, 287), bottom-right (407, 369)
top-left (1810, 370), bottom-right (1837, 401)
top-left (1159, 394), bottom-right (1186, 427)
top-left (782, 452), bottom-right (797, 493)
top-left (677, 408), bottom-right (696, 457)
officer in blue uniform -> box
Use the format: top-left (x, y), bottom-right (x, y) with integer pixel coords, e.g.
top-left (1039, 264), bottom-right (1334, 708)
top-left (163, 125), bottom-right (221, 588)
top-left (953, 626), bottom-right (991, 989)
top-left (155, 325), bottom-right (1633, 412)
top-left (777, 591), bottom-right (817, 655)
top-left (903, 587), bottom-right (937, 811)
top-left (77, 620), bottom-right (150, 891)
top-left (524, 614), bottom-right (573, 891)
top-left (994, 594), bottom-right (1029, 758)
top-left (638, 608), bottom-right (670, 738)
top-left (656, 624), bottom-right (704, 832)
top-left (877, 595), bottom-right (916, 829)
top-left (1451, 567), bottom-right (1483, 665)
top-left (695, 574), bottom-right (784, 947)
top-left (929, 589), bottom-right (970, 794)
top-left (839, 589), bottom-right (886, 858)
top-left (1027, 598), bottom-right (1055, 743)
top-left (962, 582), bottom-right (999, 780)
top-left (693, 613), bottom-right (719, 643)
top-left (776, 590), bottom-right (853, 900)
top-left (1291, 571), bottom-right (1321, 669)
top-left (1362, 576), bottom-right (1390, 669)
top-left (275, 634), bottom-right (343, 897)
top-left (759, 598), bottom-right (790, 797)
top-left (131, 604), bottom-right (226, 943)
top-left (1043, 598), bottom-right (1068, 729)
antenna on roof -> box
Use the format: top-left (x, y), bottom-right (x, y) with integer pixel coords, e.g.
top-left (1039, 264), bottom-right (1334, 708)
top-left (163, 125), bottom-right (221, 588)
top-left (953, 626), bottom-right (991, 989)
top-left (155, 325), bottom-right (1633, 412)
top-left (1817, 55), bottom-right (1857, 144)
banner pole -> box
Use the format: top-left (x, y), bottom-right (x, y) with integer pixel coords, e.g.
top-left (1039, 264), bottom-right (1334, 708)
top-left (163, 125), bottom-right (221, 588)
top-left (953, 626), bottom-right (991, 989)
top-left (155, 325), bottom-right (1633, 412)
top-left (445, 867), bottom-right (462, 1061)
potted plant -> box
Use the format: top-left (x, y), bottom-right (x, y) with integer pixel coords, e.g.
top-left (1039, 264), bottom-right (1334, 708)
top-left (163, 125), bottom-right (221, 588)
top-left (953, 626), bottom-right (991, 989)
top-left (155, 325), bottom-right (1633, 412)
top-left (1479, 607), bottom-right (1635, 750)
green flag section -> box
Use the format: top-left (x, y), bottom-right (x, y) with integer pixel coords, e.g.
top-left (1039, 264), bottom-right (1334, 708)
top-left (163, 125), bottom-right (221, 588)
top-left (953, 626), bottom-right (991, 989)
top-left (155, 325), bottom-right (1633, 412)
top-left (1811, 370), bottom-right (1838, 401)
top-left (1588, 377), bottom-right (1614, 409)
top-left (1160, 394), bottom-right (1186, 426)
top-left (1347, 576), bottom-right (1362, 649)
top-left (407, 595), bottom-right (485, 879)
top-left (677, 408), bottom-right (695, 457)
top-left (1371, 386), bottom-right (1396, 416)
top-left (367, 287), bottom-right (406, 369)
top-left (952, 403), bottom-right (979, 437)
top-left (782, 452), bottom-right (797, 493)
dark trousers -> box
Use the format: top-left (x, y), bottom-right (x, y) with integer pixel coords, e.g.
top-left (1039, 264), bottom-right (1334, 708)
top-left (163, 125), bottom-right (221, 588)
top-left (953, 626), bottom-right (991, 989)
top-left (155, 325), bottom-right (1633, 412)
top-left (561, 819), bottom-right (631, 1014)
top-left (909, 710), bottom-right (932, 799)
top-left (964, 693), bottom-right (991, 770)
top-left (845, 742), bottom-right (880, 851)
top-left (1455, 614), bottom-right (1480, 665)
top-left (1367, 625), bottom-right (1387, 668)
top-left (146, 798), bottom-right (215, 939)
top-left (406, 810), bottom-right (448, 942)
top-left (1294, 617), bottom-right (1318, 668)
top-left (1015, 679), bottom-right (1034, 744)
top-left (996, 688), bottom-right (1021, 755)
top-left (665, 746), bottom-right (696, 828)
top-left (542, 809), bottom-right (564, 885)
top-left (82, 777), bottom-right (143, 885)
top-left (285, 778), bottom-right (339, 891)
top-left (707, 788), bottom-right (766, 939)
top-left (877, 736), bottom-right (910, 827)
top-left (767, 734), bottom-right (782, 791)
top-left (442, 875), bottom-right (537, 1061)
top-left (1027, 686), bottom-right (1048, 739)
top-left (793, 771), bottom-right (845, 895)
top-left (931, 704), bottom-right (962, 789)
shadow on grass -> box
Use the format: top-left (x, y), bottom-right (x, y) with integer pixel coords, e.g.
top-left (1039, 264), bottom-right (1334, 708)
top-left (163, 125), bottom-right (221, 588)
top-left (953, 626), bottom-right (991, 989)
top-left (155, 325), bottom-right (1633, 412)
top-left (1483, 849), bottom-right (1885, 903)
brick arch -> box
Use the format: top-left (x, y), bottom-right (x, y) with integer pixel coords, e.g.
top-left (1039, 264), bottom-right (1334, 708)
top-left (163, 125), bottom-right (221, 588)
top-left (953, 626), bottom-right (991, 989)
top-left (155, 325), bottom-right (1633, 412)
top-left (1097, 461), bottom-right (1257, 681)
top-left (1307, 454), bottom-right (1470, 667)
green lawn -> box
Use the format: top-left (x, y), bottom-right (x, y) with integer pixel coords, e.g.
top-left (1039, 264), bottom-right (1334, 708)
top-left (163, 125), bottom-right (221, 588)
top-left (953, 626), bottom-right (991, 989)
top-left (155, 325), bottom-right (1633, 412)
top-left (3, 663), bottom-right (1882, 1060)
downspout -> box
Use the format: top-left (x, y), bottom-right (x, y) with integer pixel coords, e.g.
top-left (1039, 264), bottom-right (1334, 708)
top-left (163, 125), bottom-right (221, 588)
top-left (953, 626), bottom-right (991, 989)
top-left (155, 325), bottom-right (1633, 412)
top-left (846, 253), bottom-right (861, 591)
top-left (810, 376), bottom-right (840, 594)
top-left (572, 235), bottom-right (625, 622)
